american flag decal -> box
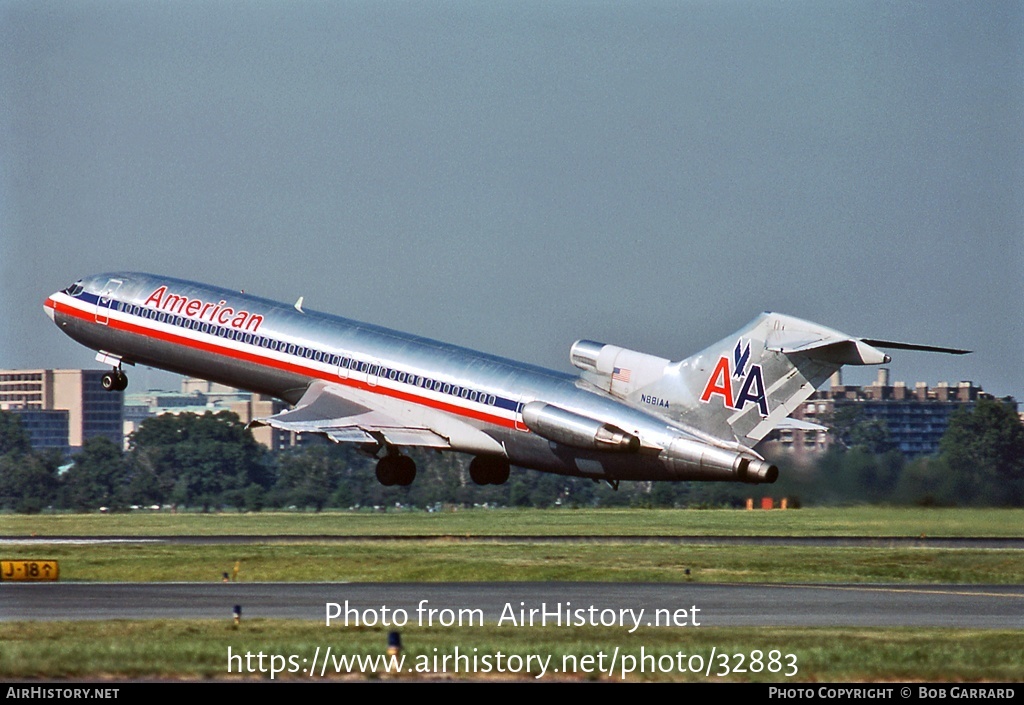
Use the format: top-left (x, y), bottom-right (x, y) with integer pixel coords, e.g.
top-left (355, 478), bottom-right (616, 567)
top-left (612, 366), bottom-right (631, 383)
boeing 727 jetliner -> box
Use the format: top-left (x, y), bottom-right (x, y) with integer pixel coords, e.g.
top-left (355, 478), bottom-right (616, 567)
top-left (45, 274), bottom-right (968, 488)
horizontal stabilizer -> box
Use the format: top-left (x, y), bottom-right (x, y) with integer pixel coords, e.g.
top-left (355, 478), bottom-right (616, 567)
top-left (774, 417), bottom-right (829, 432)
top-left (765, 318), bottom-right (969, 365)
top-left (767, 337), bottom-right (891, 365)
top-left (860, 339), bottom-right (971, 355)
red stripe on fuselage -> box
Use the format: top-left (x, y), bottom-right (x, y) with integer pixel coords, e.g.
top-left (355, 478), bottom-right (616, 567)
top-left (50, 297), bottom-right (519, 430)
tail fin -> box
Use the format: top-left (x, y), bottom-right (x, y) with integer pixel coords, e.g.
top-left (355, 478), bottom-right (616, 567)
top-left (573, 312), bottom-right (900, 448)
top-left (669, 312), bottom-right (865, 445)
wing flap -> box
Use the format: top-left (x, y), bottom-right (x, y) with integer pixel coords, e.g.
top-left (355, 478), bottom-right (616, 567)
top-left (259, 382), bottom-right (372, 427)
top-left (322, 427), bottom-right (378, 444)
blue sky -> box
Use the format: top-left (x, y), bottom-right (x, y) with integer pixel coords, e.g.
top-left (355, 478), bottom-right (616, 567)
top-left (2, 1), bottom-right (1021, 398)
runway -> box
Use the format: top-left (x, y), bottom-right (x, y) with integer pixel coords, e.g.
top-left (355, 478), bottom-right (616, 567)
top-left (4, 535), bottom-right (1023, 548)
top-left (3, 582), bottom-right (1022, 628)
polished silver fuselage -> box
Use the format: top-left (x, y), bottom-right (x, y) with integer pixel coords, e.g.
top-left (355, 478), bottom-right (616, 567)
top-left (46, 272), bottom-right (713, 481)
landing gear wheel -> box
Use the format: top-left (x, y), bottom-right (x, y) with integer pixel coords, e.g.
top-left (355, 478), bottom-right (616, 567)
top-left (101, 370), bottom-right (127, 392)
top-left (376, 455), bottom-right (417, 486)
top-left (395, 456), bottom-right (416, 486)
top-left (469, 456), bottom-right (511, 485)
top-left (376, 456), bottom-right (398, 486)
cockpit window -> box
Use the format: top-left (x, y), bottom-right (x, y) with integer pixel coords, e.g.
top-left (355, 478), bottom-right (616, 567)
top-left (62, 281), bottom-right (85, 297)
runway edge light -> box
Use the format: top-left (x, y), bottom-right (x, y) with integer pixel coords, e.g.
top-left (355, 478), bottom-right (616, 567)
top-left (387, 631), bottom-right (402, 656)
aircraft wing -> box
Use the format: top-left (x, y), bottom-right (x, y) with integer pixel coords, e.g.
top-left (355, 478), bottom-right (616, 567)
top-left (250, 379), bottom-right (504, 453)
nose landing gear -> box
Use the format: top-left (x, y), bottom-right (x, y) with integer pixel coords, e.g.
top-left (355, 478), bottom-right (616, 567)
top-left (101, 369), bottom-right (128, 392)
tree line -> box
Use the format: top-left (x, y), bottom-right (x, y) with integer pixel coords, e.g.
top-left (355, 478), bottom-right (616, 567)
top-left (0, 397), bottom-right (1021, 513)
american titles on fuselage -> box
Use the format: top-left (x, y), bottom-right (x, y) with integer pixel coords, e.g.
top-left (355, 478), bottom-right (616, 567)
top-left (143, 285), bottom-right (264, 332)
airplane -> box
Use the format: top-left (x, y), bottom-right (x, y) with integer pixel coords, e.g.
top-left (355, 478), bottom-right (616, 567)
top-left (44, 273), bottom-right (969, 488)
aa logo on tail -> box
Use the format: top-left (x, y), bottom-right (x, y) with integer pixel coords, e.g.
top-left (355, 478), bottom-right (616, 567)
top-left (699, 339), bottom-right (769, 417)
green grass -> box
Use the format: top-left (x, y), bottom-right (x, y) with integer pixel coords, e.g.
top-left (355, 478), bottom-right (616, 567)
top-left (2, 541), bottom-right (1023, 583)
top-left (2, 508), bottom-right (1021, 682)
top-left (2, 620), bottom-right (1021, 682)
top-left (4, 507), bottom-right (1021, 584)
top-left (2, 506), bottom-right (1023, 537)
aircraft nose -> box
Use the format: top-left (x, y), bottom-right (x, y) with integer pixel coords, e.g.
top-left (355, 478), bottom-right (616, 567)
top-left (43, 293), bottom-right (57, 321)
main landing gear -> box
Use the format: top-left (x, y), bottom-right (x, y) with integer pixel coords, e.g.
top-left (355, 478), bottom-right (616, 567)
top-left (469, 455), bottom-right (510, 485)
top-left (375, 454), bottom-right (416, 486)
top-left (101, 369), bottom-right (128, 392)
top-left (373, 453), bottom-right (512, 487)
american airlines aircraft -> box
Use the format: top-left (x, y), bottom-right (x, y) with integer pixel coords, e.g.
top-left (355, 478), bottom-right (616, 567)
top-left (45, 273), bottom-right (967, 488)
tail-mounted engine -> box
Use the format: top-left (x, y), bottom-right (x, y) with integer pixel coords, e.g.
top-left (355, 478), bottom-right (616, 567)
top-left (660, 436), bottom-right (778, 483)
top-left (570, 340), bottom-right (669, 398)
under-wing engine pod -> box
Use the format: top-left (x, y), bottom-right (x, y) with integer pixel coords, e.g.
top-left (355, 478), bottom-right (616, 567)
top-left (521, 401), bottom-right (641, 453)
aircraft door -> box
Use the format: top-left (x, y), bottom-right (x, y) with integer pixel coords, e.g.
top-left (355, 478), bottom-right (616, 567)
top-left (514, 399), bottom-right (529, 432)
top-left (95, 278), bottom-right (123, 325)
top-left (355, 358), bottom-right (380, 387)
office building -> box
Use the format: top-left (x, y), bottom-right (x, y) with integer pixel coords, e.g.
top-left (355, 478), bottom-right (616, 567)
top-left (0, 369), bottom-right (124, 452)
top-left (765, 369), bottom-right (1019, 461)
